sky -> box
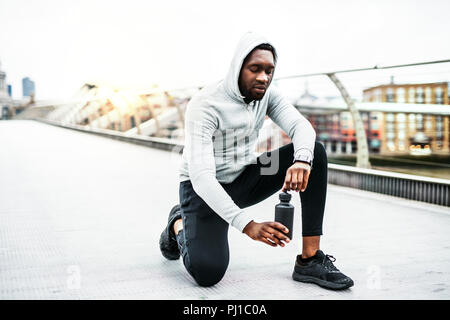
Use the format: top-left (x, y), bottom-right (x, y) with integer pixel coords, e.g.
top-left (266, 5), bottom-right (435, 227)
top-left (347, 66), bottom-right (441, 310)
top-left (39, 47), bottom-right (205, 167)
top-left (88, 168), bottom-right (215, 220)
top-left (1, 0), bottom-right (450, 100)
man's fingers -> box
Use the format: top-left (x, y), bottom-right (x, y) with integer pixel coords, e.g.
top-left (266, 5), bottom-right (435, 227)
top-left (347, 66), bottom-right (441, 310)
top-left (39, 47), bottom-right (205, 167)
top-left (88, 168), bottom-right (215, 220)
top-left (260, 237), bottom-right (277, 247)
top-left (283, 171), bottom-right (292, 191)
top-left (268, 221), bottom-right (290, 234)
top-left (265, 222), bottom-right (290, 242)
top-left (264, 226), bottom-right (290, 243)
top-left (296, 170), bottom-right (304, 192)
top-left (261, 231), bottom-right (282, 246)
top-left (290, 171), bottom-right (298, 191)
top-left (301, 170), bottom-right (310, 192)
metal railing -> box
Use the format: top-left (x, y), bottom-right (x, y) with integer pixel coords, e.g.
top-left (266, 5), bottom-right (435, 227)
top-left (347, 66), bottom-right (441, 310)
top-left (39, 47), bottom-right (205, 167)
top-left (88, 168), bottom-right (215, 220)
top-left (328, 163), bottom-right (450, 206)
top-left (37, 119), bottom-right (450, 207)
top-left (36, 118), bottom-right (183, 152)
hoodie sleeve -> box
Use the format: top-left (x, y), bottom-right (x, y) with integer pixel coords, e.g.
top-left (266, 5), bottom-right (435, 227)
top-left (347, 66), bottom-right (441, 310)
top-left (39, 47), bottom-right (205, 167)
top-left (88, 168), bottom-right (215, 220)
top-left (184, 101), bottom-right (253, 233)
top-left (267, 86), bottom-right (316, 164)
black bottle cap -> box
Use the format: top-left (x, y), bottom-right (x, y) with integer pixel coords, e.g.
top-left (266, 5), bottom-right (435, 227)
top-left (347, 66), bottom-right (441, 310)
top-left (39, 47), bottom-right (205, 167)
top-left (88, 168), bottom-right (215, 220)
top-left (279, 191), bottom-right (291, 202)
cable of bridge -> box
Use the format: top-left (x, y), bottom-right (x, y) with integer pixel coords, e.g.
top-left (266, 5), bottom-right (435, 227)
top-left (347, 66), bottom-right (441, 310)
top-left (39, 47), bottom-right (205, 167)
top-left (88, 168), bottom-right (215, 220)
top-left (273, 59), bottom-right (450, 81)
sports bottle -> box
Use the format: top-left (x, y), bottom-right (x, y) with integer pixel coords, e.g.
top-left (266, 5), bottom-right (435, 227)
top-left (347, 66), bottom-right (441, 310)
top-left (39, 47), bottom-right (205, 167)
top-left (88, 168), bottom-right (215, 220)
top-left (274, 191), bottom-right (294, 240)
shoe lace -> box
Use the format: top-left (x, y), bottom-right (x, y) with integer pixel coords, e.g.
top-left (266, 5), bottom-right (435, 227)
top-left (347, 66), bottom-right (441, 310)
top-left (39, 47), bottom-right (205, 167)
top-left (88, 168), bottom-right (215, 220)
top-left (322, 254), bottom-right (339, 271)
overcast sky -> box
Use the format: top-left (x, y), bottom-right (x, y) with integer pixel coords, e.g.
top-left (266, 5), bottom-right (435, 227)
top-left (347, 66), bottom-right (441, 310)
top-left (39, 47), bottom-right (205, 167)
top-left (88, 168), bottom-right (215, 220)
top-left (1, 0), bottom-right (450, 100)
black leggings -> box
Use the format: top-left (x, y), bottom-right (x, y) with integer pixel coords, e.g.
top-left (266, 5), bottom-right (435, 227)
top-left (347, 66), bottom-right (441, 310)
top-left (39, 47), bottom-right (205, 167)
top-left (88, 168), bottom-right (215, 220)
top-left (177, 141), bottom-right (327, 287)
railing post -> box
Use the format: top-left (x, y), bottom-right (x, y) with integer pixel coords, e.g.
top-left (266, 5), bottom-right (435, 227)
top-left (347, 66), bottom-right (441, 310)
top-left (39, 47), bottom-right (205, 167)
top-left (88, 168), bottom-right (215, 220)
top-left (327, 73), bottom-right (371, 169)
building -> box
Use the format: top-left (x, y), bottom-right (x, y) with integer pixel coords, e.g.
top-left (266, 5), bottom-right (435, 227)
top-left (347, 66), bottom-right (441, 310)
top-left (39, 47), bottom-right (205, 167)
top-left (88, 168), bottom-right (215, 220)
top-left (293, 81), bottom-right (450, 156)
top-left (363, 81), bottom-right (449, 105)
top-left (0, 62), bottom-right (6, 96)
top-left (361, 82), bottom-right (449, 155)
top-left (0, 60), bottom-right (12, 119)
top-left (305, 110), bottom-right (383, 155)
top-left (22, 77), bottom-right (35, 97)
top-left (1, 61), bottom-right (38, 119)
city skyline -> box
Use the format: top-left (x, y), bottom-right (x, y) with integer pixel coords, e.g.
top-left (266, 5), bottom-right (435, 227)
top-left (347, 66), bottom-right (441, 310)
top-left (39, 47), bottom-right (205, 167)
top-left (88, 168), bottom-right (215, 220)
top-left (0, 61), bottom-right (35, 99)
top-left (1, 0), bottom-right (450, 100)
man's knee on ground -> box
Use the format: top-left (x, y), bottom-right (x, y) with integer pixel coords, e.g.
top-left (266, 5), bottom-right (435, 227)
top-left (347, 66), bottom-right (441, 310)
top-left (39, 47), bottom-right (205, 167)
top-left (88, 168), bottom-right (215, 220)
top-left (190, 259), bottom-right (228, 287)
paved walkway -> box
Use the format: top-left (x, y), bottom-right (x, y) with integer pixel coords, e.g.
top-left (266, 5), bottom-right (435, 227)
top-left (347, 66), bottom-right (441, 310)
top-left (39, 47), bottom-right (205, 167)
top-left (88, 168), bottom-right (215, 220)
top-left (0, 120), bottom-right (449, 299)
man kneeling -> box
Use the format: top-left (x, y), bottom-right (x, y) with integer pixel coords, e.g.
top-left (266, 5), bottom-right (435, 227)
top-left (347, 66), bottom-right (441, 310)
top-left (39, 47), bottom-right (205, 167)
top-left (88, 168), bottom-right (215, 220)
top-left (159, 32), bottom-right (353, 291)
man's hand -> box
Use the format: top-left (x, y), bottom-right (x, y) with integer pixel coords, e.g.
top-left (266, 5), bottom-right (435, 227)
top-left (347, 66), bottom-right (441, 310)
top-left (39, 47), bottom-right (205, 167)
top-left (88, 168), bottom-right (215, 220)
top-left (282, 161), bottom-right (311, 192)
top-left (243, 221), bottom-right (290, 247)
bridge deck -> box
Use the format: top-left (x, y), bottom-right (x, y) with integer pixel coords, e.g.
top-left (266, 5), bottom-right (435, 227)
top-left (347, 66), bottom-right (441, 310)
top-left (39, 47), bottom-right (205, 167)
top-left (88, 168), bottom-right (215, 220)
top-left (0, 120), bottom-right (449, 299)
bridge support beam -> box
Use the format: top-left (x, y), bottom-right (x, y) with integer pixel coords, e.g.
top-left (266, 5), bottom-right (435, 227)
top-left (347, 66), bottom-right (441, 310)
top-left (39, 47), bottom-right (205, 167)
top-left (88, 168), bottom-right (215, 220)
top-left (327, 73), bottom-right (371, 169)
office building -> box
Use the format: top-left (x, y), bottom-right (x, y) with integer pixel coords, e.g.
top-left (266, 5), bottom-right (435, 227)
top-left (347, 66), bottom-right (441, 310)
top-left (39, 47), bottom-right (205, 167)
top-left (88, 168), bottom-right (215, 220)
top-left (363, 82), bottom-right (449, 105)
top-left (22, 77), bottom-right (35, 97)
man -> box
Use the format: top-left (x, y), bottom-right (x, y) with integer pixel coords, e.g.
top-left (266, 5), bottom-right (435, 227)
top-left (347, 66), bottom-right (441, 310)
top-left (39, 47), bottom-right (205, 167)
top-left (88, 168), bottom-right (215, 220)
top-left (159, 32), bottom-right (354, 290)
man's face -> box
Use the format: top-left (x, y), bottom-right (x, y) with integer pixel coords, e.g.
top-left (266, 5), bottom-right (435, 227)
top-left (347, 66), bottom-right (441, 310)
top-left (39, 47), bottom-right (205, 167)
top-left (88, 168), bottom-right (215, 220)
top-left (238, 49), bottom-right (275, 101)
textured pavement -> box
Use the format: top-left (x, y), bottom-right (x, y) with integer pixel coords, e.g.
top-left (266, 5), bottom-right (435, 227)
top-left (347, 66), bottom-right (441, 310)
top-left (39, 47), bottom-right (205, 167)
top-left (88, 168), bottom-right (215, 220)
top-left (0, 120), bottom-right (449, 300)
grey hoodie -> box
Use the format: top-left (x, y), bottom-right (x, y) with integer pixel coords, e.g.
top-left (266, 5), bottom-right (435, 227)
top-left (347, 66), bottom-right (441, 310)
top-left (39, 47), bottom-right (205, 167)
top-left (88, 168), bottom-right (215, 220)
top-left (179, 32), bottom-right (316, 232)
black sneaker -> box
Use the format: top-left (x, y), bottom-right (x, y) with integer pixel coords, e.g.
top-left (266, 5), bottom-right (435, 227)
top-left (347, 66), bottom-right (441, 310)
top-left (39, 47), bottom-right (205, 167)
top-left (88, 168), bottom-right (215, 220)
top-left (292, 250), bottom-right (354, 290)
top-left (159, 204), bottom-right (182, 260)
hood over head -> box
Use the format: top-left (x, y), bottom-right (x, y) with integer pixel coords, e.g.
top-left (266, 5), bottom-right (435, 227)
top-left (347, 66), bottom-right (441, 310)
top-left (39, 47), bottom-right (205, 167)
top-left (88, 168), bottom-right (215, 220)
top-left (224, 32), bottom-right (276, 103)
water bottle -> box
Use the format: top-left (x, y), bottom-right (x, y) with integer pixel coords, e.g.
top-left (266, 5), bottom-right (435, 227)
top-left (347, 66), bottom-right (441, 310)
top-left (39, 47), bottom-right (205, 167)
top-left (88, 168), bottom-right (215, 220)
top-left (274, 191), bottom-right (294, 240)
